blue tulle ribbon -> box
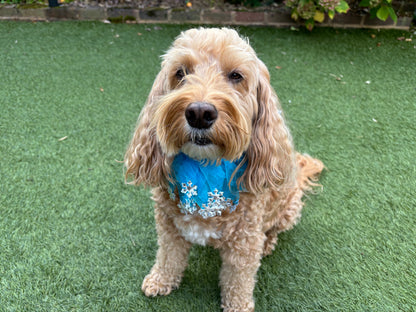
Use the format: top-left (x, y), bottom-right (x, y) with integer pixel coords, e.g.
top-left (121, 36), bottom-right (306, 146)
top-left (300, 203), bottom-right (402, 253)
top-left (168, 153), bottom-right (247, 218)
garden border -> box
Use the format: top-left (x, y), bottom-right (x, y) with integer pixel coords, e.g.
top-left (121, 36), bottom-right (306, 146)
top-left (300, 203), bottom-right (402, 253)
top-left (0, 3), bottom-right (413, 30)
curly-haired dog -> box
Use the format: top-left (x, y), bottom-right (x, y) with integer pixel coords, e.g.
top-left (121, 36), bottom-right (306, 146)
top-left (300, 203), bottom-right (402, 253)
top-left (125, 27), bottom-right (324, 312)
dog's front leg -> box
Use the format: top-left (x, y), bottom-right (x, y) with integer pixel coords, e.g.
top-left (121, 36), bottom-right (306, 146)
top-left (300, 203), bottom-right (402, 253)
top-left (219, 232), bottom-right (265, 312)
top-left (142, 206), bottom-right (191, 297)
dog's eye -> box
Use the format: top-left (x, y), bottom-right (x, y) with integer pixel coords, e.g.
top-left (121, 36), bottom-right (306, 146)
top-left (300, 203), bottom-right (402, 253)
top-left (228, 71), bottom-right (243, 83)
top-left (175, 68), bottom-right (186, 81)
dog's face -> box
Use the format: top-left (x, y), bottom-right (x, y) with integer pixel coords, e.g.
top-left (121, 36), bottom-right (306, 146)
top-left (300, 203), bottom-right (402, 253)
top-left (125, 28), bottom-right (296, 193)
top-left (153, 28), bottom-right (260, 161)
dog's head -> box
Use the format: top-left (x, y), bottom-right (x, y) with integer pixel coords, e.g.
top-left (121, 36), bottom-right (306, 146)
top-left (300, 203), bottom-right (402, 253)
top-left (125, 28), bottom-right (296, 193)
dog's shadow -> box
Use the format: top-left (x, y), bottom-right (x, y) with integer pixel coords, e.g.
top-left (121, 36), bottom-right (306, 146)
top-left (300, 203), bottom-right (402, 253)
top-left (179, 245), bottom-right (222, 305)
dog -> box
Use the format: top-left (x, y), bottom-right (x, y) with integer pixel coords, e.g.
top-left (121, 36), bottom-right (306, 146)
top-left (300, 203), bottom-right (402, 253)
top-left (124, 27), bottom-right (324, 312)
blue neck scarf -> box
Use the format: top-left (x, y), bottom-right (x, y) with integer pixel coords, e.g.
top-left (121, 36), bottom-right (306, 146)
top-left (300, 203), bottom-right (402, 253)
top-left (168, 153), bottom-right (247, 219)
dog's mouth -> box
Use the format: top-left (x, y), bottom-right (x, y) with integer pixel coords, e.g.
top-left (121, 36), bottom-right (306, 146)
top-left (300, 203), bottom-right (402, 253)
top-left (182, 134), bottom-right (221, 160)
top-left (188, 130), bottom-right (213, 146)
top-left (192, 136), bottom-right (212, 146)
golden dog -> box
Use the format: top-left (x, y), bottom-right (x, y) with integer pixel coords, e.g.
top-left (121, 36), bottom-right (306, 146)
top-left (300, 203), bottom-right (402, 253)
top-left (125, 27), bottom-right (323, 312)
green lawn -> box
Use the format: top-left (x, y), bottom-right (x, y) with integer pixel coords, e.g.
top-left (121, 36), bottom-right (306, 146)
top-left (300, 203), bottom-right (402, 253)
top-left (0, 21), bottom-right (415, 311)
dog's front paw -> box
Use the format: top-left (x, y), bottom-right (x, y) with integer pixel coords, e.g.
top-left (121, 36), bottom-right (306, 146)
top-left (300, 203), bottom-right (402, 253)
top-left (141, 270), bottom-right (180, 297)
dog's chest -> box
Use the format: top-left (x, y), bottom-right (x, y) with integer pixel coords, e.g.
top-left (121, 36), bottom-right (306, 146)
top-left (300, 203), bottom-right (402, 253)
top-left (173, 215), bottom-right (221, 246)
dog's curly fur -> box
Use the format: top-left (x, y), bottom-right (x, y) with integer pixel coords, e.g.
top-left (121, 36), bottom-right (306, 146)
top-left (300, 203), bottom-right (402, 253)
top-left (125, 27), bottom-right (324, 312)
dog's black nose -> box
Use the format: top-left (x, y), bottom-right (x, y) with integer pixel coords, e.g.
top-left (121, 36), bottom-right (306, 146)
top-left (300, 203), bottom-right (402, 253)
top-left (185, 102), bottom-right (218, 129)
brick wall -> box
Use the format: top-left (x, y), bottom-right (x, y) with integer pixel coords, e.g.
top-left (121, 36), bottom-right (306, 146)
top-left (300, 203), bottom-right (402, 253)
top-left (0, 3), bottom-right (413, 30)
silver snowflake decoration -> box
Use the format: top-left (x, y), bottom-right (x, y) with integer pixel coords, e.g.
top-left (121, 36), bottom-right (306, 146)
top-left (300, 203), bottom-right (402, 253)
top-left (178, 199), bottom-right (198, 215)
top-left (208, 189), bottom-right (225, 202)
top-left (199, 189), bottom-right (234, 219)
top-left (181, 181), bottom-right (198, 198)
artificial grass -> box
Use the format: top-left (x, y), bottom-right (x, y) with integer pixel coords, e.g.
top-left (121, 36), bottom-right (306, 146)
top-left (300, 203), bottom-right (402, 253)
top-left (0, 21), bottom-right (415, 311)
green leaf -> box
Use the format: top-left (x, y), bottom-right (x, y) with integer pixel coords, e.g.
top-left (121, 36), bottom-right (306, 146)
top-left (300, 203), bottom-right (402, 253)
top-left (359, 0), bottom-right (370, 7)
top-left (335, 0), bottom-right (349, 14)
top-left (388, 6), bottom-right (398, 22)
top-left (305, 18), bottom-right (315, 31)
top-left (291, 8), bottom-right (299, 21)
top-left (314, 10), bottom-right (325, 23)
top-left (376, 5), bottom-right (389, 21)
top-left (328, 10), bottom-right (335, 19)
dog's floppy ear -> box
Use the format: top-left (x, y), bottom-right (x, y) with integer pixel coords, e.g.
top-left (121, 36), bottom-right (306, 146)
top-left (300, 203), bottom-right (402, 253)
top-left (124, 67), bottom-right (170, 187)
top-left (243, 60), bottom-right (296, 193)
